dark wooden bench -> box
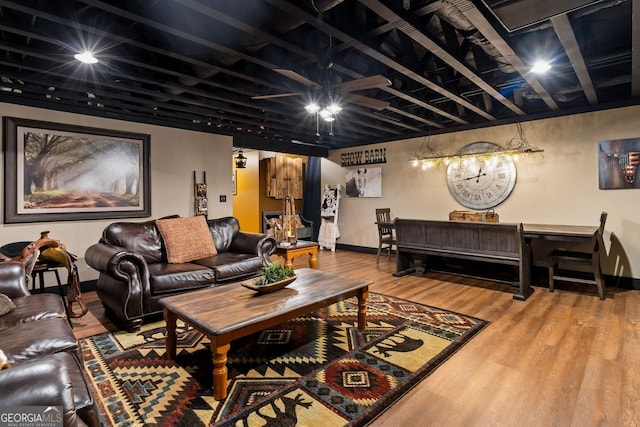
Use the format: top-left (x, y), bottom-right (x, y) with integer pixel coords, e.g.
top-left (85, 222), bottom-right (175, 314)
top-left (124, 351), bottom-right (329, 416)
top-left (393, 219), bottom-right (533, 300)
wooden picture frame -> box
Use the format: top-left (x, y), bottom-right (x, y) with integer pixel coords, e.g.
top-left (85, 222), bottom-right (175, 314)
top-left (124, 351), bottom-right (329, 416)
top-left (3, 116), bottom-right (151, 223)
top-left (232, 169), bottom-right (237, 195)
top-left (598, 138), bottom-right (640, 189)
top-left (344, 166), bottom-right (382, 197)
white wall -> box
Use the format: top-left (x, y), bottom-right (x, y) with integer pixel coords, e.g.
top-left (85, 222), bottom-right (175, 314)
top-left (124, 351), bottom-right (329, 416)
top-left (1, 103), bottom-right (233, 282)
top-left (322, 105), bottom-right (640, 280)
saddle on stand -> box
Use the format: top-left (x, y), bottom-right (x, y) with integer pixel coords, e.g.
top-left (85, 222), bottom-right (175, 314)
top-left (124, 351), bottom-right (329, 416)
top-left (18, 231), bottom-right (88, 318)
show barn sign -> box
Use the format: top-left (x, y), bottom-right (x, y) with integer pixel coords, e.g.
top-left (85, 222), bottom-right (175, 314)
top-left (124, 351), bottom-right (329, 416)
top-left (340, 147), bottom-right (387, 167)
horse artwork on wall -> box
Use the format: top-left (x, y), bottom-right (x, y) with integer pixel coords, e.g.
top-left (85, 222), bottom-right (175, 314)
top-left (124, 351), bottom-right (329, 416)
top-left (344, 167), bottom-right (382, 197)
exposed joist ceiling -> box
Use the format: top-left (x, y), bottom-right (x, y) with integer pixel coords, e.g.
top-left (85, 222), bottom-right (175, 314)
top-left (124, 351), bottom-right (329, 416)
top-left (0, 0), bottom-right (636, 154)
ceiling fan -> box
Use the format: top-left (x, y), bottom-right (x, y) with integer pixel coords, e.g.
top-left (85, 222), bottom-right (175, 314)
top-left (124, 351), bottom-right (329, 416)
top-left (251, 68), bottom-right (392, 111)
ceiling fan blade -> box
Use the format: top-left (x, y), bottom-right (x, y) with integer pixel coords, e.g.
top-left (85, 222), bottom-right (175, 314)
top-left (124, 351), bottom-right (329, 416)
top-left (251, 92), bottom-right (306, 100)
top-left (337, 75), bottom-right (391, 93)
top-left (273, 69), bottom-right (321, 87)
top-left (345, 93), bottom-right (390, 111)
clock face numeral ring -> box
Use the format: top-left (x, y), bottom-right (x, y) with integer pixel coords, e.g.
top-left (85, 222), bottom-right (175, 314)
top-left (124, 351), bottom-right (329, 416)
top-left (446, 142), bottom-right (517, 210)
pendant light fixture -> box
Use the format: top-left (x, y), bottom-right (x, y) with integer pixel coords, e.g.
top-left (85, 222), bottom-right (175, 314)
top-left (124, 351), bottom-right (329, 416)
top-left (235, 150), bottom-right (247, 169)
top-left (305, 101), bottom-right (342, 136)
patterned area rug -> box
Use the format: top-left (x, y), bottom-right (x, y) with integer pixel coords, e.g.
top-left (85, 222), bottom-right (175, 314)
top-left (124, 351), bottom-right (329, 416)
top-left (81, 292), bottom-right (488, 426)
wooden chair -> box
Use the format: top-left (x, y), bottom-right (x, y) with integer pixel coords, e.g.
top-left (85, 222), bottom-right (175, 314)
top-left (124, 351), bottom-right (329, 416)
top-left (548, 212), bottom-right (608, 300)
top-left (375, 208), bottom-right (397, 264)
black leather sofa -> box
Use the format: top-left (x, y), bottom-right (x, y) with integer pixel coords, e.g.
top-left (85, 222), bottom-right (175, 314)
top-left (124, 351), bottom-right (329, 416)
top-left (0, 261), bottom-right (99, 427)
top-left (85, 216), bottom-right (276, 331)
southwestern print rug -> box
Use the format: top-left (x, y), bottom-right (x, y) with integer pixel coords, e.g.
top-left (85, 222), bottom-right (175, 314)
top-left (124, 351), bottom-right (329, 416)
top-left (81, 292), bottom-right (488, 426)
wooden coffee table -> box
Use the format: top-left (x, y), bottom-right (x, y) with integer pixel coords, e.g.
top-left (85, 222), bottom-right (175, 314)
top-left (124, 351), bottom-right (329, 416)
top-left (159, 268), bottom-right (370, 400)
top-left (273, 240), bottom-right (319, 268)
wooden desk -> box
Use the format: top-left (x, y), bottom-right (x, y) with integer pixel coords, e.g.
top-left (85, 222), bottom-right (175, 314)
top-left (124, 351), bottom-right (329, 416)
top-left (525, 221), bottom-right (605, 299)
top-left (523, 224), bottom-right (598, 241)
top-left (273, 240), bottom-right (319, 269)
top-left (160, 268), bottom-right (370, 400)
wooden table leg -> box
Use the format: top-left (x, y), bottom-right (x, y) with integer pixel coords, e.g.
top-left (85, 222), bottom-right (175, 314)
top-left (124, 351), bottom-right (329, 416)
top-left (357, 287), bottom-right (368, 330)
top-left (164, 307), bottom-right (177, 360)
top-left (284, 256), bottom-right (294, 269)
top-left (309, 249), bottom-right (318, 269)
top-left (212, 335), bottom-right (231, 400)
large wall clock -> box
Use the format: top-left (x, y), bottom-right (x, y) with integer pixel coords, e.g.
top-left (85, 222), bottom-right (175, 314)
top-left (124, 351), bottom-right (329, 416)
top-left (446, 142), bottom-right (517, 210)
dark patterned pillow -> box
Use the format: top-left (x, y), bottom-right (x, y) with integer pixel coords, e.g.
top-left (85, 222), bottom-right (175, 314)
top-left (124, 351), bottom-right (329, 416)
top-left (0, 293), bottom-right (16, 316)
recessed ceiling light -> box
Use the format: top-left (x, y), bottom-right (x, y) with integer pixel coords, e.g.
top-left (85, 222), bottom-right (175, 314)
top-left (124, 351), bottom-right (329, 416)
top-left (74, 51), bottom-right (98, 64)
top-left (530, 60), bottom-right (551, 74)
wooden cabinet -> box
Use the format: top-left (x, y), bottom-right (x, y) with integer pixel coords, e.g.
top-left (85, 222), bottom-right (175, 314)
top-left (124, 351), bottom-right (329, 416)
top-left (265, 155), bottom-right (303, 199)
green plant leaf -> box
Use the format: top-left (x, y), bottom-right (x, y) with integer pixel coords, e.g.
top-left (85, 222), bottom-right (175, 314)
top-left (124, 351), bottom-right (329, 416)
top-left (255, 263), bottom-right (295, 285)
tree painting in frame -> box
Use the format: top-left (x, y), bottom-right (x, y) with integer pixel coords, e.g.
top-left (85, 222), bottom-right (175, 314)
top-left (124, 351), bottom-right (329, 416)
top-left (345, 166), bottom-right (382, 197)
top-left (3, 117), bottom-right (151, 223)
top-left (598, 137), bottom-right (640, 189)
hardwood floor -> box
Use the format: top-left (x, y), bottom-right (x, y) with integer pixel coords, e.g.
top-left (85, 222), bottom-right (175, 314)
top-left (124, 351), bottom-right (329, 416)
top-left (72, 250), bottom-right (640, 426)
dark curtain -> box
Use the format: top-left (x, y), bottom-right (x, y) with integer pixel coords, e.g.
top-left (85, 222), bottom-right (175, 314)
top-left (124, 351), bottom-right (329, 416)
top-left (302, 156), bottom-right (321, 241)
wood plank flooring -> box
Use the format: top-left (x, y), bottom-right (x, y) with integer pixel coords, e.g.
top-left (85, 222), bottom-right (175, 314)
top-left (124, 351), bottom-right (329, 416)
top-left (71, 250), bottom-right (640, 426)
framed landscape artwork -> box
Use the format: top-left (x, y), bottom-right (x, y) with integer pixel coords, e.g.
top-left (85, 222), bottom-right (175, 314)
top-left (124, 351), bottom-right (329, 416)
top-left (3, 117), bottom-right (151, 223)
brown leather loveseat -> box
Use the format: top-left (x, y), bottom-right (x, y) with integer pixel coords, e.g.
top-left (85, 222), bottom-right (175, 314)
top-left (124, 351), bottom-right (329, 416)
top-left (0, 261), bottom-right (99, 427)
top-left (85, 215), bottom-right (276, 331)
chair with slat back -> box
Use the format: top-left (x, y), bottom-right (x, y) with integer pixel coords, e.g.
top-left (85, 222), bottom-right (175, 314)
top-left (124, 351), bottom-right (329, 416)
top-left (548, 212), bottom-right (608, 300)
top-left (375, 208), bottom-right (397, 264)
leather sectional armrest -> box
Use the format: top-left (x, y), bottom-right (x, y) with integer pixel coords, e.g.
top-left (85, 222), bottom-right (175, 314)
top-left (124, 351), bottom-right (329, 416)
top-left (0, 261), bottom-right (30, 298)
top-left (229, 232), bottom-right (277, 264)
top-left (0, 353), bottom-right (82, 426)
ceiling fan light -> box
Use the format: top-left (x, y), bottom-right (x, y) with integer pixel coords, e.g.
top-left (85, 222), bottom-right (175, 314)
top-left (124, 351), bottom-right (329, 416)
top-left (323, 115), bottom-right (336, 122)
top-left (327, 104), bottom-right (342, 114)
top-left (319, 108), bottom-right (331, 119)
top-left (305, 103), bottom-right (320, 113)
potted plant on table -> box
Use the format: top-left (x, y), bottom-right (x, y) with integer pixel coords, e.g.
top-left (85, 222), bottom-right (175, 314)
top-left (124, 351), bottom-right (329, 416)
top-left (242, 263), bottom-right (297, 294)
top-left (255, 263), bottom-right (296, 286)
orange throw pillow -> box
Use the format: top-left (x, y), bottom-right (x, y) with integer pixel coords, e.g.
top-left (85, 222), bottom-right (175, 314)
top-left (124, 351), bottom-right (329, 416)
top-left (156, 216), bottom-right (217, 263)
